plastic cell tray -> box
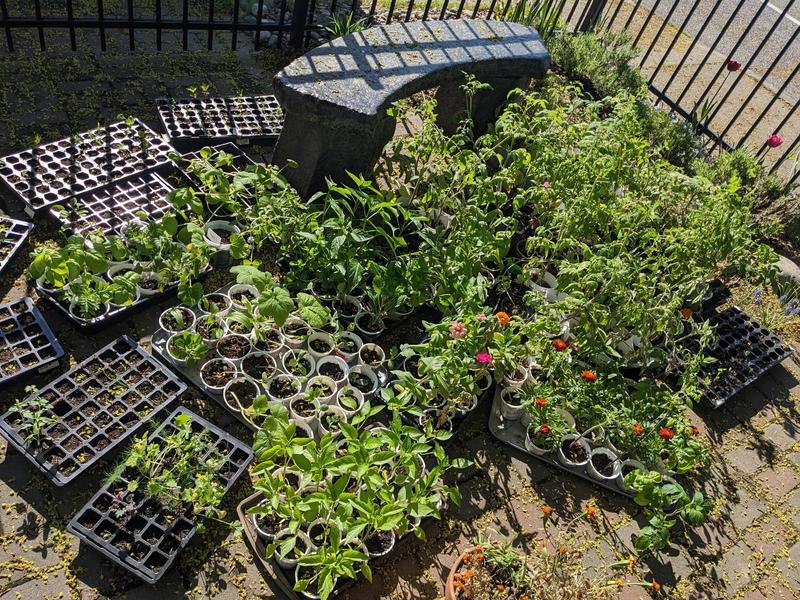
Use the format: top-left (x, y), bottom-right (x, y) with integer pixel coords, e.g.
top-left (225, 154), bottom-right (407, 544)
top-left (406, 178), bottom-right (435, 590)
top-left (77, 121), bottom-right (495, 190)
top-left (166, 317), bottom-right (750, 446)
top-left (157, 95), bottom-right (283, 148)
top-left (67, 406), bottom-right (253, 583)
top-left (0, 215), bottom-right (33, 276)
top-left (0, 297), bottom-right (64, 386)
top-left (0, 120), bottom-right (174, 216)
top-left (0, 336), bottom-right (185, 485)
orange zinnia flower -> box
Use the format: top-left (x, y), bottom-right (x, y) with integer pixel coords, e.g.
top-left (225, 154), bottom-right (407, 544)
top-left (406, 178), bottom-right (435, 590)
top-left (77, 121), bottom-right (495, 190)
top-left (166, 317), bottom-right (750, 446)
top-left (680, 307), bottom-right (693, 319)
top-left (614, 577), bottom-right (624, 587)
top-left (535, 397), bottom-right (548, 407)
top-left (652, 580), bottom-right (661, 591)
top-left (538, 423), bottom-right (551, 435)
top-left (541, 504), bottom-right (554, 516)
top-left (632, 422), bottom-right (644, 436)
top-left (580, 370), bottom-right (597, 383)
top-left (496, 584), bottom-right (505, 592)
top-left (495, 311), bottom-right (510, 326)
top-left (552, 338), bottom-right (568, 351)
top-left (690, 425), bottom-right (700, 436)
top-left (659, 427), bottom-right (675, 441)
top-left (558, 545), bottom-right (568, 555)
top-left (585, 502), bottom-right (599, 521)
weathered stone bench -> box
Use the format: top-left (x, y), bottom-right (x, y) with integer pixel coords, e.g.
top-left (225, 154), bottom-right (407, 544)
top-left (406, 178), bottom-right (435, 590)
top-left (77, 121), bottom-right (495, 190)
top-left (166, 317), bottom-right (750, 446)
top-left (272, 19), bottom-right (550, 195)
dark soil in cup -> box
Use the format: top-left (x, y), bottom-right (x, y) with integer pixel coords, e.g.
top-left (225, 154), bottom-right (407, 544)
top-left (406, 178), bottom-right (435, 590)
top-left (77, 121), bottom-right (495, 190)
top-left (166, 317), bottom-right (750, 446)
top-left (621, 464), bottom-right (638, 478)
top-left (562, 439), bottom-right (588, 463)
top-left (332, 299), bottom-right (359, 319)
top-left (357, 313), bottom-right (384, 334)
top-left (242, 354), bottom-right (275, 380)
top-left (319, 362), bottom-right (344, 380)
top-left (161, 307), bottom-right (193, 332)
top-left (255, 512), bottom-right (286, 537)
top-left (201, 361), bottom-right (236, 388)
top-left (226, 319), bottom-right (250, 334)
top-left (308, 522), bottom-right (328, 546)
top-left (291, 398), bottom-right (316, 418)
top-left (349, 372), bottom-right (373, 393)
top-left (592, 453), bottom-right (615, 477)
top-left (320, 411), bottom-right (342, 432)
top-left (365, 530), bottom-right (393, 555)
top-left (217, 336), bottom-right (250, 359)
top-left (269, 377), bottom-right (299, 399)
top-left (337, 392), bottom-right (360, 412)
top-left (361, 347), bottom-right (383, 366)
top-left (197, 317), bottom-right (223, 341)
top-left (211, 227), bottom-right (232, 244)
top-left (335, 336), bottom-right (357, 353)
top-left (201, 294), bottom-right (228, 313)
top-left (285, 355), bottom-right (312, 377)
top-left (226, 381), bottom-right (257, 409)
top-left (139, 277), bottom-right (160, 291)
top-left (284, 322), bottom-right (310, 339)
top-left (231, 289), bottom-right (256, 304)
top-left (310, 338), bottom-right (333, 354)
top-left (505, 391), bottom-right (523, 407)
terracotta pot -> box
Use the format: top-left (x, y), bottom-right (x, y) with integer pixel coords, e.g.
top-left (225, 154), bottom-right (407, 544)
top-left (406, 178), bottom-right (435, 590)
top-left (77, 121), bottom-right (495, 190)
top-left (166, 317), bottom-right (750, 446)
top-left (444, 547), bottom-right (477, 600)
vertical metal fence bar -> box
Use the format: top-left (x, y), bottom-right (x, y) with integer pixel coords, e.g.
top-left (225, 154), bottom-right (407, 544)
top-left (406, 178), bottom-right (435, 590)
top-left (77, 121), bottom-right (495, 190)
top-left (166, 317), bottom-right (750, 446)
top-left (232, 0), bottom-right (240, 50)
top-left (471, 0), bottom-right (484, 19)
top-left (604, 0), bottom-right (626, 30)
top-left (304, 0), bottom-right (317, 46)
top-left (674, 0), bottom-right (748, 106)
top-left (712, 24), bottom-right (800, 149)
top-left (369, 0), bottom-right (379, 21)
top-left (0, 0), bottom-right (12, 52)
top-left (705, 0), bottom-right (795, 125)
top-left (126, 0), bottom-right (134, 51)
top-left (422, 0), bottom-right (434, 20)
top-left (575, 0), bottom-right (595, 30)
top-left (486, 0), bottom-right (499, 19)
top-left (566, 0), bottom-right (583, 23)
top-left (738, 61), bottom-right (800, 149)
top-left (579, 0), bottom-right (608, 32)
top-left (183, 0), bottom-right (189, 50)
top-left (254, 0), bottom-right (264, 49)
top-left (455, 0), bottom-right (467, 18)
top-left (208, 0), bottom-right (215, 50)
top-left (291, 0), bottom-right (309, 46)
top-left (631, 0), bottom-right (661, 48)
top-left (331, 0), bottom-right (339, 16)
top-left (623, 0), bottom-right (644, 30)
top-left (33, 0), bottom-right (44, 51)
top-left (277, 0), bottom-right (287, 47)
top-left (438, 0), bottom-right (450, 20)
top-left (404, 0), bottom-right (415, 22)
top-left (97, 0), bottom-right (106, 51)
top-left (686, 0), bottom-right (770, 108)
top-left (638, 0), bottom-right (679, 67)
top-left (499, 0), bottom-right (513, 20)
top-left (660, 0), bottom-right (724, 96)
top-left (387, 0), bottom-right (398, 23)
top-left (156, 0), bottom-right (162, 50)
top-left (647, 0), bottom-right (702, 82)
top-left (67, 0), bottom-right (77, 50)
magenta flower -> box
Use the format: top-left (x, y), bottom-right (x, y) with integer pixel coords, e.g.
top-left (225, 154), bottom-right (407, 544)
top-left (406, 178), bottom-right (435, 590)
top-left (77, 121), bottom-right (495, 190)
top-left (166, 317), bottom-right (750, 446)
top-left (449, 321), bottom-right (467, 339)
top-left (724, 59), bottom-right (742, 72)
top-left (476, 351), bottom-right (493, 365)
top-left (767, 133), bottom-right (783, 148)
top-left (475, 313), bottom-right (487, 321)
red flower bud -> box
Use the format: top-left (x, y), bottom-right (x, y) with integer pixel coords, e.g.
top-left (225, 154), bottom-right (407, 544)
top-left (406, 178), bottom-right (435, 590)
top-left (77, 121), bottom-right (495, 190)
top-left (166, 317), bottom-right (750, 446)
top-left (725, 59), bottom-right (742, 72)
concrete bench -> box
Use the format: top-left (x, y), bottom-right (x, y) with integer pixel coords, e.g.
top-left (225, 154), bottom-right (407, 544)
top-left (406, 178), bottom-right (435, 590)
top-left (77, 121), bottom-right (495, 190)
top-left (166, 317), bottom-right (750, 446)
top-left (272, 18), bottom-right (550, 195)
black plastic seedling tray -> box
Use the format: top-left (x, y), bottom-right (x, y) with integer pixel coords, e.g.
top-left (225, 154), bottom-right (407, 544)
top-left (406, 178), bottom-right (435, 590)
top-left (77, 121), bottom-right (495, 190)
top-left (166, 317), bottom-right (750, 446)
top-left (0, 215), bottom-right (33, 276)
top-left (0, 297), bottom-right (64, 386)
top-left (0, 120), bottom-right (175, 216)
top-left (698, 306), bottom-right (793, 407)
top-left (67, 406), bottom-right (253, 583)
top-left (50, 170), bottom-right (178, 236)
top-left (0, 336), bottom-right (185, 485)
top-left (157, 95), bottom-right (283, 149)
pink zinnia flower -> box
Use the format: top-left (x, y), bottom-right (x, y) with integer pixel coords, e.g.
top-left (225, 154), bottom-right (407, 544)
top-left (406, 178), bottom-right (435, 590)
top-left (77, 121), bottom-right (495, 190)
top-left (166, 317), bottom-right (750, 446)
top-left (449, 321), bottom-right (467, 339)
top-left (767, 133), bottom-right (783, 148)
top-left (725, 59), bottom-right (741, 72)
top-left (475, 313), bottom-right (486, 321)
top-left (476, 351), bottom-right (493, 365)
top-left (543, 180), bottom-right (550, 190)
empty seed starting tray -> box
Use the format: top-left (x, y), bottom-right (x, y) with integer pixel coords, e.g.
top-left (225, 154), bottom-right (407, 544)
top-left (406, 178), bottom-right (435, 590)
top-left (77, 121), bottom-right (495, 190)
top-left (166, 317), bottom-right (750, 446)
top-left (0, 336), bottom-right (185, 486)
top-left (0, 120), bottom-right (174, 216)
top-left (50, 170), bottom-right (177, 236)
top-left (67, 407), bottom-right (253, 583)
top-left (698, 306), bottom-right (793, 408)
top-left (487, 391), bottom-right (636, 500)
top-left (0, 297), bottom-right (64, 386)
top-left (0, 215), bottom-right (33, 276)
top-left (157, 95), bottom-right (283, 148)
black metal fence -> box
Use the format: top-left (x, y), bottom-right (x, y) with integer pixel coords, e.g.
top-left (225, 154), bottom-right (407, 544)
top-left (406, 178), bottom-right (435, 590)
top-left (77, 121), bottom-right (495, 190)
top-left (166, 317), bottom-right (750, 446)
top-left (0, 0), bottom-right (798, 182)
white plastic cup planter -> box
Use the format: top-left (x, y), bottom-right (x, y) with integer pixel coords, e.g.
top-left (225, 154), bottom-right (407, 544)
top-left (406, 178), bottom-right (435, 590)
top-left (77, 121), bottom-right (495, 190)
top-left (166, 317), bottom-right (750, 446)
top-left (199, 358), bottom-right (238, 393)
top-left (331, 295), bottom-right (361, 321)
top-left (557, 409), bottom-right (577, 430)
top-left (616, 459), bottom-right (647, 493)
top-left (281, 349), bottom-right (316, 381)
top-left (69, 301), bottom-right (110, 322)
top-left (498, 387), bottom-right (526, 421)
top-left (265, 373), bottom-right (302, 406)
top-left (317, 405), bottom-right (348, 438)
top-left (525, 270), bottom-right (563, 303)
top-left (587, 447), bottom-right (622, 482)
top-left (107, 261), bottom-right (136, 280)
top-left (353, 311), bottom-right (385, 341)
top-left (158, 306), bottom-right (196, 335)
top-left (273, 529), bottom-right (314, 570)
top-left (282, 316), bottom-right (311, 349)
top-left (223, 377), bottom-right (260, 414)
top-left (214, 333), bottom-right (253, 368)
top-left (333, 331), bottom-right (363, 364)
top-left (474, 370), bottom-right (493, 394)
top-left (454, 394), bottom-right (478, 418)
top-left (419, 409), bottom-right (453, 433)
top-left (109, 287), bottom-right (141, 309)
top-left (137, 271), bottom-right (164, 297)
top-left (557, 433), bottom-right (591, 468)
top-left (165, 332), bottom-right (190, 368)
top-left (227, 283), bottom-right (259, 309)
top-left (295, 565), bottom-right (323, 600)
top-left (305, 374), bottom-right (338, 406)
top-left (364, 528), bottom-right (396, 559)
top-left (241, 351), bottom-right (277, 383)
top-left (196, 292), bottom-right (232, 317)
top-left (35, 275), bottom-right (61, 295)
top-left (203, 220), bottom-right (239, 251)
top-left (315, 355), bottom-right (349, 388)
top-left (347, 364), bottom-right (379, 397)
top-left (502, 364), bottom-right (530, 389)
top-left (524, 425), bottom-right (551, 456)
top-left (358, 343), bottom-right (386, 369)
top-left (289, 395), bottom-right (320, 431)
top-left (306, 331), bottom-right (335, 361)
top-left (197, 314), bottom-right (227, 349)
top-left (335, 386), bottom-right (364, 419)
top-left (251, 499), bottom-right (288, 541)
top-left (290, 418), bottom-right (316, 440)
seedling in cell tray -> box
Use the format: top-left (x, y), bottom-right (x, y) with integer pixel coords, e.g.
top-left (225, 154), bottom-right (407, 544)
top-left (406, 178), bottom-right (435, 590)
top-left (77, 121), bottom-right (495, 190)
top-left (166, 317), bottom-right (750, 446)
top-left (50, 170), bottom-right (178, 236)
top-left (697, 306), bottom-right (793, 407)
top-left (67, 406), bottom-right (253, 583)
top-left (0, 336), bottom-right (185, 485)
top-left (156, 95), bottom-right (283, 147)
top-left (0, 297), bottom-right (64, 386)
top-left (0, 215), bottom-right (33, 276)
top-left (0, 119), bottom-right (174, 215)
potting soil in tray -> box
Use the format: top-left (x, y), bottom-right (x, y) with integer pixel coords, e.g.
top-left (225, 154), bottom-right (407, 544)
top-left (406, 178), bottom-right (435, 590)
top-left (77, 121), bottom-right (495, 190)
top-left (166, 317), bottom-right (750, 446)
top-left (698, 306), bottom-right (793, 408)
top-left (0, 215), bottom-right (33, 277)
top-left (0, 119), bottom-right (174, 215)
top-left (0, 297), bottom-right (64, 386)
top-left (157, 95), bottom-right (283, 146)
top-left (67, 406), bottom-right (253, 584)
top-left (487, 390), bottom-right (636, 500)
top-left (49, 170), bottom-right (178, 236)
top-left (0, 336), bottom-right (185, 486)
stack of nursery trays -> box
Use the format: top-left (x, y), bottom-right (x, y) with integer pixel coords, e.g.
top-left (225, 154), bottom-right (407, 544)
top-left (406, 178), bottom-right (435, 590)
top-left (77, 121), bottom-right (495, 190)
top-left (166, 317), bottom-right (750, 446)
top-left (698, 306), bottom-right (793, 407)
top-left (0, 336), bottom-right (185, 485)
top-left (50, 171), bottom-right (178, 236)
top-left (67, 407), bottom-right (253, 583)
top-left (156, 95), bottom-right (283, 149)
top-left (0, 215), bottom-right (33, 275)
top-left (0, 297), bottom-right (63, 385)
top-left (150, 284), bottom-right (389, 431)
top-left (0, 120), bottom-right (174, 217)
